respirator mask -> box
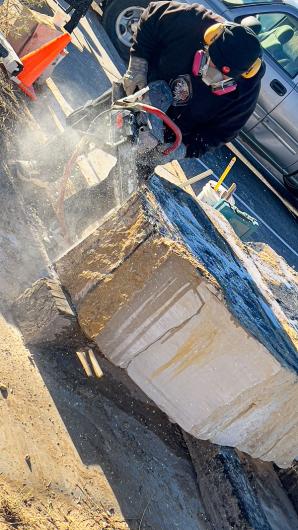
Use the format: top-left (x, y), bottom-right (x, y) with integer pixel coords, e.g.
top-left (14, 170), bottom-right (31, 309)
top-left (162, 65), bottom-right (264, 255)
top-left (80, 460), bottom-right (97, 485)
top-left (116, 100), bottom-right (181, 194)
top-left (192, 48), bottom-right (237, 96)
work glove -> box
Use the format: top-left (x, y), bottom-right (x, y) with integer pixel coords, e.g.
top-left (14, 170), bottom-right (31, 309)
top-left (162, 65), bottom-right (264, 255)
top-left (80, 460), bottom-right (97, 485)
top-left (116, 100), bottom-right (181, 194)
top-left (123, 56), bottom-right (148, 96)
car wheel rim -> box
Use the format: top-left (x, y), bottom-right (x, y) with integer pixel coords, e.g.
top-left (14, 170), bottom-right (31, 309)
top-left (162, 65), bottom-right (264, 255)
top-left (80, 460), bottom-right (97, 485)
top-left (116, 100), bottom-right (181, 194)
top-left (115, 7), bottom-right (145, 48)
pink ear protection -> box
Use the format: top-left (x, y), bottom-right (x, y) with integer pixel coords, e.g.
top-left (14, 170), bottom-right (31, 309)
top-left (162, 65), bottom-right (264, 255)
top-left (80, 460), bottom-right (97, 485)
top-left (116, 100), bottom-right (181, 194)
top-left (192, 49), bottom-right (207, 77)
top-left (192, 49), bottom-right (237, 96)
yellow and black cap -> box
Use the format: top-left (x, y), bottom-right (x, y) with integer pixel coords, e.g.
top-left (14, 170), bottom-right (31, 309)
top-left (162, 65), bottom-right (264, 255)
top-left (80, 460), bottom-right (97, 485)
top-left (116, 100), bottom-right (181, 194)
top-left (207, 23), bottom-right (262, 78)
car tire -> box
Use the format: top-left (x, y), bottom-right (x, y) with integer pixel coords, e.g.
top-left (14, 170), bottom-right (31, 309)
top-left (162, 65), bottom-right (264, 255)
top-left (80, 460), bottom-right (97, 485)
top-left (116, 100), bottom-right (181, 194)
top-left (102, 0), bottom-right (149, 61)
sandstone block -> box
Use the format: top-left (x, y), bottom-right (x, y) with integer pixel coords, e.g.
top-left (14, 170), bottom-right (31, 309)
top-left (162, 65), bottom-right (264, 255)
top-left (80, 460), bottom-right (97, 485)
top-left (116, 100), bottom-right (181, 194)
top-left (13, 277), bottom-right (80, 349)
top-left (54, 175), bottom-right (298, 466)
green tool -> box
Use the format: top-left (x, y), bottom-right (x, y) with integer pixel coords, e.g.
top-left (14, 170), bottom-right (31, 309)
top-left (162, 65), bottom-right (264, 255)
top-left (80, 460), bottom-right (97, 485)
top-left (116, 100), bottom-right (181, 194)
top-left (214, 199), bottom-right (259, 241)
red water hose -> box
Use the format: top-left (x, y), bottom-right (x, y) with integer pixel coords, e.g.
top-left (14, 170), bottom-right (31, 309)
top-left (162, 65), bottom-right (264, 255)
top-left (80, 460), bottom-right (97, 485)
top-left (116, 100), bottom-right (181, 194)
top-left (134, 103), bottom-right (182, 155)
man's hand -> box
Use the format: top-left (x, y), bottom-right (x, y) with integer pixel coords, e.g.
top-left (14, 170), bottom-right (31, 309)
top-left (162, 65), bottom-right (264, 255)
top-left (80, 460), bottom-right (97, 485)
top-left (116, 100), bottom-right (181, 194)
top-left (123, 56), bottom-right (148, 96)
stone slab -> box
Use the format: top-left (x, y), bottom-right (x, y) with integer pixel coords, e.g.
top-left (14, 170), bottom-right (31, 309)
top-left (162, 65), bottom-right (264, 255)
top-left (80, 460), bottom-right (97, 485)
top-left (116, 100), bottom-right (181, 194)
top-left (53, 175), bottom-right (298, 466)
top-left (13, 277), bottom-right (81, 349)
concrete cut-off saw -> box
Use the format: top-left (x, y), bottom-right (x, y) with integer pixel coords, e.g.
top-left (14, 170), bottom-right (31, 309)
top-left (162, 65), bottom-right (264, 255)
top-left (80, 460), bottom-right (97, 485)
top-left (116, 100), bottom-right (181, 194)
top-left (56, 81), bottom-right (183, 241)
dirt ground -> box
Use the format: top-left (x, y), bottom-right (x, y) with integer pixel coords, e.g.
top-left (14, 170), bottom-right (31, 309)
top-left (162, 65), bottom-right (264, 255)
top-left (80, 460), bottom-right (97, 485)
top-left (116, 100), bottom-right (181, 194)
top-left (0, 315), bottom-right (119, 515)
top-left (0, 475), bottom-right (128, 530)
top-left (0, 313), bottom-right (213, 529)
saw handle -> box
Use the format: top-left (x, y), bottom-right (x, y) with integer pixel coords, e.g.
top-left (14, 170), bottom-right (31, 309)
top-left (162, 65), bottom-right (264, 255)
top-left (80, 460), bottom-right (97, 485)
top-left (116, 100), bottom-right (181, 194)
top-left (138, 103), bottom-right (182, 156)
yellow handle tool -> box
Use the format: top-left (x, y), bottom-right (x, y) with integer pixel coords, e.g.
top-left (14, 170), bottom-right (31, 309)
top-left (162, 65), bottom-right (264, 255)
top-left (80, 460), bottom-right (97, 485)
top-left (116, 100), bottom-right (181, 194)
top-left (214, 156), bottom-right (237, 192)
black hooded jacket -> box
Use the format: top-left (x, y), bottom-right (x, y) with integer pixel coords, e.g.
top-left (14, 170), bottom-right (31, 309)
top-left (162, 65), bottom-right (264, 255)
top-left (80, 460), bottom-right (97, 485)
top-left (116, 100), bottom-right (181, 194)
top-left (131, 1), bottom-right (265, 156)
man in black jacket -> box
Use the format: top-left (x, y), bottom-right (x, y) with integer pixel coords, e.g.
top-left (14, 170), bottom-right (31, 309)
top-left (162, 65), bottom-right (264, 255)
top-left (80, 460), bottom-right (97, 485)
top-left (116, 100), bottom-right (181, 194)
top-left (123, 1), bottom-right (265, 158)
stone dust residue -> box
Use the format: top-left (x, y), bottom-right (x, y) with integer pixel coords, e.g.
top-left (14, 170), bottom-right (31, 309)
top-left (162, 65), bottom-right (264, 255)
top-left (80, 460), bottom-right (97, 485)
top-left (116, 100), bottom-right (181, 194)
top-left (0, 477), bottom-right (128, 530)
top-left (77, 236), bottom-right (174, 339)
top-left (55, 193), bottom-right (153, 303)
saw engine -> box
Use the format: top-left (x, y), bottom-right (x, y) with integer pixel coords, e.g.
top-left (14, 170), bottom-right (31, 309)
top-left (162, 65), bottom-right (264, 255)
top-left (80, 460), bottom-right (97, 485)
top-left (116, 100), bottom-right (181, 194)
top-left (66, 81), bottom-right (182, 168)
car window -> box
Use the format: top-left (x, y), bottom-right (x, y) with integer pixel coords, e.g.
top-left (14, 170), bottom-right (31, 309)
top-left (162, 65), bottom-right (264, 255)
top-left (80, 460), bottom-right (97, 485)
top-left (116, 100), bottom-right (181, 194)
top-left (223, 0), bottom-right (274, 6)
top-left (257, 13), bottom-right (285, 32)
top-left (256, 13), bottom-right (298, 78)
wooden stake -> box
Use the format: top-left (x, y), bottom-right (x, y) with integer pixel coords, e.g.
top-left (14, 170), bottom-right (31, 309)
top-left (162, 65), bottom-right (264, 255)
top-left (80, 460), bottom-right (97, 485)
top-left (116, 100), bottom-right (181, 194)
top-left (88, 349), bottom-right (103, 378)
top-left (180, 169), bottom-right (213, 188)
top-left (76, 350), bottom-right (93, 377)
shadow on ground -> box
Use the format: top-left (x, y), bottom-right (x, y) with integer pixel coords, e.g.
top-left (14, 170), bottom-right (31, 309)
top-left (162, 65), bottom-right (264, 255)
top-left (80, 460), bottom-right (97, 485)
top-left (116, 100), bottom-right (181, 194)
top-left (30, 341), bottom-right (208, 530)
